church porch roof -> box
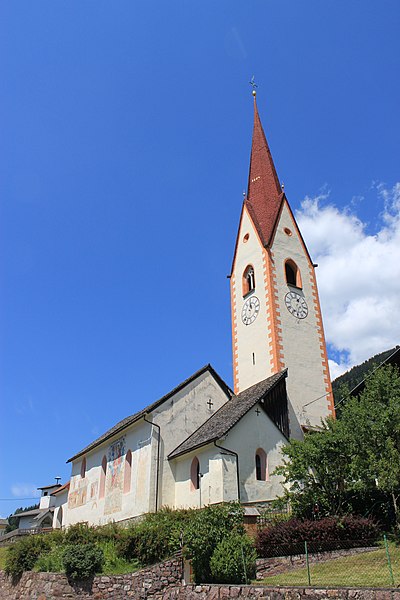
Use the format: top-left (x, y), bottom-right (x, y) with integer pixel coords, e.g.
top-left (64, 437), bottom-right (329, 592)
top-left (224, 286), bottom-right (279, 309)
top-left (13, 508), bottom-right (54, 518)
top-left (67, 364), bottom-right (232, 463)
top-left (168, 369), bottom-right (288, 460)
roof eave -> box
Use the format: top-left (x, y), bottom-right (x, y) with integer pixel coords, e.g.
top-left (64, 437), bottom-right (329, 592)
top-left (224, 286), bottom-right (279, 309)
top-left (168, 437), bottom-right (218, 461)
top-left (67, 364), bottom-right (231, 463)
top-left (168, 369), bottom-right (288, 460)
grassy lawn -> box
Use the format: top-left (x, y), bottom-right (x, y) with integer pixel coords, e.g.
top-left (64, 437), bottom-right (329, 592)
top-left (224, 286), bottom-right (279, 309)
top-left (257, 545), bottom-right (400, 588)
top-left (0, 546), bottom-right (8, 570)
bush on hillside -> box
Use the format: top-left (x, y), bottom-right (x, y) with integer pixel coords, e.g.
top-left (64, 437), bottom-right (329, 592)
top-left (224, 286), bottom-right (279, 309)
top-left (117, 521), bottom-right (173, 565)
top-left (34, 544), bottom-right (65, 573)
top-left (210, 533), bottom-right (257, 584)
top-left (5, 535), bottom-right (51, 578)
top-left (184, 502), bottom-right (244, 583)
top-left (62, 543), bottom-right (104, 580)
top-left (256, 516), bottom-right (380, 557)
top-left (117, 507), bottom-right (192, 565)
top-left (64, 522), bottom-right (97, 545)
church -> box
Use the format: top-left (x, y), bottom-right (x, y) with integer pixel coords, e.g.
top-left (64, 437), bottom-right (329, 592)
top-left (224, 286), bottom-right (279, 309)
top-left (52, 92), bottom-right (334, 529)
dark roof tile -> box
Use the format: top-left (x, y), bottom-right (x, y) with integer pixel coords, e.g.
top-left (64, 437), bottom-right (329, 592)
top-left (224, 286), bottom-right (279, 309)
top-left (168, 370), bottom-right (287, 459)
top-left (67, 364), bottom-right (232, 463)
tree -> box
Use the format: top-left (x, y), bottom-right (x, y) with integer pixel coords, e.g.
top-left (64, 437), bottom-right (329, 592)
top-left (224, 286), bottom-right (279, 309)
top-left (276, 365), bottom-right (400, 527)
top-left (275, 417), bottom-right (352, 518)
top-left (343, 364), bottom-right (400, 524)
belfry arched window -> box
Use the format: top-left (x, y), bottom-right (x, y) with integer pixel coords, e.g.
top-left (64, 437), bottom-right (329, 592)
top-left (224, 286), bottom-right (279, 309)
top-left (124, 450), bottom-right (132, 494)
top-left (255, 448), bottom-right (268, 481)
top-left (190, 457), bottom-right (200, 491)
top-left (99, 455), bottom-right (107, 499)
top-left (285, 259), bottom-right (302, 288)
top-left (243, 265), bottom-right (255, 296)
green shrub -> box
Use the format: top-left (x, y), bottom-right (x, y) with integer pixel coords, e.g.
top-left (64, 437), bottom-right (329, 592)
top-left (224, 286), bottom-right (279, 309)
top-left (64, 522), bottom-right (97, 545)
top-left (184, 502), bottom-right (244, 583)
top-left (210, 533), bottom-right (257, 584)
top-left (46, 528), bottom-right (66, 546)
top-left (62, 543), bottom-right (104, 580)
top-left (34, 545), bottom-right (64, 573)
top-left (117, 508), bottom-right (192, 565)
top-left (99, 539), bottom-right (140, 575)
top-left (117, 520), bottom-right (174, 565)
top-left (5, 535), bottom-right (51, 577)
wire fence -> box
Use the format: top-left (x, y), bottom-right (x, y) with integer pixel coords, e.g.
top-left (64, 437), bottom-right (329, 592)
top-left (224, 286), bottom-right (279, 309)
top-left (256, 537), bottom-right (399, 588)
top-left (256, 503), bottom-right (292, 528)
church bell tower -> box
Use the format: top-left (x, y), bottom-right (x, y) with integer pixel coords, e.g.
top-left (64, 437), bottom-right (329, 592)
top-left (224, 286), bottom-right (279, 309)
top-left (230, 92), bottom-right (335, 439)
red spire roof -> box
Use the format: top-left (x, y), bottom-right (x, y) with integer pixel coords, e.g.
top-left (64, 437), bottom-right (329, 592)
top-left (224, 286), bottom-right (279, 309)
top-left (245, 96), bottom-right (284, 247)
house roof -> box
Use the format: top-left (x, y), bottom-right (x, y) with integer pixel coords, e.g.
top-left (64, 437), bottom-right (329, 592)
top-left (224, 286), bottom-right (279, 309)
top-left (14, 508), bottom-right (55, 519)
top-left (51, 481), bottom-right (70, 496)
top-left (0, 519), bottom-right (8, 526)
top-left (32, 509), bottom-right (54, 522)
top-left (14, 509), bottom-right (42, 518)
top-left (68, 364), bottom-right (232, 463)
top-left (38, 484), bottom-right (61, 491)
top-left (168, 370), bottom-right (288, 459)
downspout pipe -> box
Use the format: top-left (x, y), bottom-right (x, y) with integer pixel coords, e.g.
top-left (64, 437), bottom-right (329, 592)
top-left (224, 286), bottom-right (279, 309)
top-left (214, 440), bottom-right (241, 502)
top-left (144, 414), bottom-right (161, 513)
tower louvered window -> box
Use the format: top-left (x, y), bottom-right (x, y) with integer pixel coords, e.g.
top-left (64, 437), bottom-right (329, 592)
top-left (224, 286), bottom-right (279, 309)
top-left (243, 265), bottom-right (255, 296)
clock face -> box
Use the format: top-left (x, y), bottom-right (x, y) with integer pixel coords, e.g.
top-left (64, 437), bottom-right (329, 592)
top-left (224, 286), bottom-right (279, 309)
top-left (285, 291), bottom-right (308, 319)
top-left (241, 296), bottom-right (260, 326)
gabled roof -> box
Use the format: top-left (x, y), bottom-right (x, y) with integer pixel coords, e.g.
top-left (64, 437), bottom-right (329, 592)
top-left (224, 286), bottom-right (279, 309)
top-left (51, 481), bottom-right (70, 496)
top-left (13, 508), bottom-right (42, 518)
top-left (33, 509), bottom-right (54, 522)
top-left (68, 364), bottom-right (232, 463)
top-left (245, 96), bottom-right (285, 248)
top-left (168, 370), bottom-right (288, 460)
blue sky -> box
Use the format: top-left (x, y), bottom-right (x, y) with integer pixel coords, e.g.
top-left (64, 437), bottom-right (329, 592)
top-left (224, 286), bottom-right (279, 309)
top-left (1, 1), bottom-right (399, 517)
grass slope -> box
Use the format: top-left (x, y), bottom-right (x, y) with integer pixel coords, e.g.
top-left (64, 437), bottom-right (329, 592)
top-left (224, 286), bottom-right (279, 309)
top-left (257, 546), bottom-right (400, 588)
top-left (0, 547), bottom-right (7, 570)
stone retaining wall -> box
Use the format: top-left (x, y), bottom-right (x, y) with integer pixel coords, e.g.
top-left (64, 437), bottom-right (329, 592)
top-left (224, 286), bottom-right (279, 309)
top-left (0, 556), bottom-right (182, 599)
top-left (164, 586), bottom-right (400, 599)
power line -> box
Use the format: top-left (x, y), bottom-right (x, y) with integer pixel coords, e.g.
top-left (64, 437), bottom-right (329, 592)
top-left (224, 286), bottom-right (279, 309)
top-left (0, 497), bottom-right (40, 501)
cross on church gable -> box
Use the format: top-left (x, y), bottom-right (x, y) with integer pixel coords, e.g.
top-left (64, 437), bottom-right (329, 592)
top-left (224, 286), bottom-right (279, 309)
top-left (255, 407), bottom-right (261, 416)
top-left (207, 398), bottom-right (214, 410)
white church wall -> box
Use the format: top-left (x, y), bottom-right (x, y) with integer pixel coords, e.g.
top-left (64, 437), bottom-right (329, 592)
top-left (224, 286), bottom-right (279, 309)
top-left (271, 201), bottom-right (332, 435)
top-left (232, 206), bottom-right (274, 393)
top-left (173, 447), bottom-right (225, 508)
top-left (151, 370), bottom-right (230, 508)
top-left (65, 419), bottom-right (154, 527)
top-left (52, 489), bottom-right (69, 529)
top-left (219, 402), bottom-right (286, 503)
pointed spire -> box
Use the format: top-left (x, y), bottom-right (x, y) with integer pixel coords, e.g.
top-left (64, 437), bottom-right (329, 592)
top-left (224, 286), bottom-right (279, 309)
top-left (245, 94), bottom-right (284, 247)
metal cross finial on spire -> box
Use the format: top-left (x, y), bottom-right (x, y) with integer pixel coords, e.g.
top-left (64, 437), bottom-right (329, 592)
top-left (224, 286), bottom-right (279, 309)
top-left (249, 75), bottom-right (258, 97)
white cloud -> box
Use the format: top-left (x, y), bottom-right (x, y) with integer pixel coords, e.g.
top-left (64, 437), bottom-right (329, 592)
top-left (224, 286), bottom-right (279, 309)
top-left (11, 484), bottom-right (41, 498)
top-left (296, 183), bottom-right (400, 378)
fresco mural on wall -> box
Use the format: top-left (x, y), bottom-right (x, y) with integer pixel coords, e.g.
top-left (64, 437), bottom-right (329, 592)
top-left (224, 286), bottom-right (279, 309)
top-left (104, 436), bottom-right (126, 515)
top-left (68, 479), bottom-right (87, 509)
top-left (90, 481), bottom-right (98, 500)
